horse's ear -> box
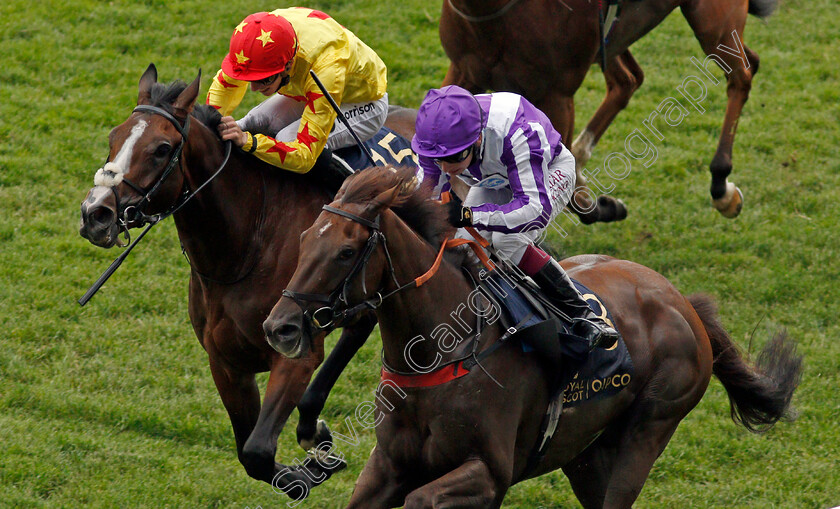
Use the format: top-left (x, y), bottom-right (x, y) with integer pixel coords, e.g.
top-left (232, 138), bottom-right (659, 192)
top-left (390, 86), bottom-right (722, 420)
top-left (365, 185), bottom-right (402, 217)
top-left (173, 70), bottom-right (201, 119)
top-left (138, 63), bottom-right (158, 105)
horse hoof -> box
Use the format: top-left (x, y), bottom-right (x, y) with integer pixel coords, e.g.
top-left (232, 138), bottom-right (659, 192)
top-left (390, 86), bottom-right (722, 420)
top-left (611, 198), bottom-right (628, 222)
top-left (596, 195), bottom-right (629, 223)
top-left (305, 446), bottom-right (348, 476)
top-left (712, 182), bottom-right (744, 218)
top-left (313, 419), bottom-right (333, 446)
top-left (299, 419), bottom-right (332, 450)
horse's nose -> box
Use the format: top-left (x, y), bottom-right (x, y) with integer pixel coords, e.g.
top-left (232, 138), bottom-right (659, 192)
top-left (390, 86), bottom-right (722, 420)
top-left (79, 187), bottom-right (119, 247)
top-left (264, 311), bottom-right (305, 358)
top-left (81, 203), bottom-right (116, 233)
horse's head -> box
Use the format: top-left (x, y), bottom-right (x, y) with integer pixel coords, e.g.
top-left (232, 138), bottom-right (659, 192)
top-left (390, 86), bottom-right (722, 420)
top-left (263, 166), bottom-right (438, 358)
top-left (79, 64), bottom-right (201, 248)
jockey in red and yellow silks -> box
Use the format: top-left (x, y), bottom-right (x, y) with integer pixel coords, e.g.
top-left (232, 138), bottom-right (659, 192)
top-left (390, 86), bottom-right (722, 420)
top-left (207, 8), bottom-right (388, 174)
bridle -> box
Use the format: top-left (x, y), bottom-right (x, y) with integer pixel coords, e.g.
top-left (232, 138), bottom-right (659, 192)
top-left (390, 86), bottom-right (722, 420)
top-left (103, 104), bottom-right (232, 244)
top-left (281, 205), bottom-right (401, 331)
top-left (112, 105), bottom-right (190, 232)
top-left (281, 204), bottom-right (494, 332)
top-left (79, 104), bottom-right (234, 306)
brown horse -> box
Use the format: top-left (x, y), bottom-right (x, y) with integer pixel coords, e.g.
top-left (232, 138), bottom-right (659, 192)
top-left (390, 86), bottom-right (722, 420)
top-left (78, 64), bottom-right (417, 496)
top-left (263, 165), bottom-right (801, 508)
top-left (440, 0), bottom-right (775, 221)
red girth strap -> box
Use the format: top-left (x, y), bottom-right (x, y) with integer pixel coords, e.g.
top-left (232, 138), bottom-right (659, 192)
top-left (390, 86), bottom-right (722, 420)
top-left (380, 360), bottom-right (471, 388)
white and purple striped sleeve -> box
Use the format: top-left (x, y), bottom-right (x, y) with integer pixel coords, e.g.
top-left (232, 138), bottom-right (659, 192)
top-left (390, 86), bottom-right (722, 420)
top-left (470, 122), bottom-right (553, 233)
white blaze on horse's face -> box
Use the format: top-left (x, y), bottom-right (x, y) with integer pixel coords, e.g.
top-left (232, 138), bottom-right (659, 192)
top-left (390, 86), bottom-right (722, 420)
top-left (94, 119), bottom-right (149, 188)
top-left (316, 220), bottom-right (333, 238)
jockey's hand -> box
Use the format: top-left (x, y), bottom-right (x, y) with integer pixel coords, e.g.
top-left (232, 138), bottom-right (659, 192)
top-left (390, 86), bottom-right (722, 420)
top-left (446, 197), bottom-right (473, 228)
top-left (218, 116), bottom-right (248, 147)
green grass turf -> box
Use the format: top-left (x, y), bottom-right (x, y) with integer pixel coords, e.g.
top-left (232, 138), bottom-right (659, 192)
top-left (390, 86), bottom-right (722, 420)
top-left (1, 0), bottom-right (838, 507)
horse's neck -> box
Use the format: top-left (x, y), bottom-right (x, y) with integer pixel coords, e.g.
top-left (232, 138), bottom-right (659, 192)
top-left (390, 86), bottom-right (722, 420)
top-left (448, 0), bottom-right (512, 17)
top-left (174, 127), bottom-right (307, 281)
top-left (377, 215), bottom-right (490, 373)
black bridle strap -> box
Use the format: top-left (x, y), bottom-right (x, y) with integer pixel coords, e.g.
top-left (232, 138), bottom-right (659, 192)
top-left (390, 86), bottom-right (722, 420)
top-left (322, 205), bottom-right (380, 230)
top-left (281, 220), bottom-right (383, 307)
top-left (280, 203), bottom-right (494, 331)
top-left (134, 104), bottom-right (188, 137)
top-left (119, 105), bottom-right (191, 222)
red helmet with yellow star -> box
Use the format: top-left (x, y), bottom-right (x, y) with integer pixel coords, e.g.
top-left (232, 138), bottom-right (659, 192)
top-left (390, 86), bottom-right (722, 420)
top-left (221, 12), bottom-right (297, 81)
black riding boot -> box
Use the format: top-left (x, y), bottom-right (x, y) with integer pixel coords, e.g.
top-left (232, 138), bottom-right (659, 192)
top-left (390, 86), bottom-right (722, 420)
top-left (307, 147), bottom-right (354, 194)
top-left (531, 259), bottom-right (619, 350)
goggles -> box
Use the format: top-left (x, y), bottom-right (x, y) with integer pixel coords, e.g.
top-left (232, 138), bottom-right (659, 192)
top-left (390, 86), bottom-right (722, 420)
top-left (434, 145), bottom-right (473, 165)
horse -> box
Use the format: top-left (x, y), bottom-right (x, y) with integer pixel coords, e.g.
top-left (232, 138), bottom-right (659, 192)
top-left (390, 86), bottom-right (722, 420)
top-left (440, 0), bottom-right (775, 222)
top-left (78, 64), bottom-right (417, 496)
top-left (263, 165), bottom-right (802, 508)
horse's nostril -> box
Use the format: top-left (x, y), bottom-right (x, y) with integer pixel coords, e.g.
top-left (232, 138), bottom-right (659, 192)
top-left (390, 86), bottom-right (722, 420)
top-left (278, 323), bottom-right (300, 338)
top-left (90, 206), bottom-right (115, 227)
top-left (265, 319), bottom-right (302, 353)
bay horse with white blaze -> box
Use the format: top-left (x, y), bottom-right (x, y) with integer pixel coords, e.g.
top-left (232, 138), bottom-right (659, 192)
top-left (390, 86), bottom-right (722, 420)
top-left (441, 0), bottom-right (775, 221)
top-left (78, 64), bottom-right (416, 495)
top-left (264, 165), bottom-right (801, 508)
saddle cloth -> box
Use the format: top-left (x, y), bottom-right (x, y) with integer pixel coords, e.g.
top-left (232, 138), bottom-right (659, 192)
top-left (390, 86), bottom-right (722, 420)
top-left (478, 267), bottom-right (634, 408)
top-left (334, 126), bottom-right (417, 171)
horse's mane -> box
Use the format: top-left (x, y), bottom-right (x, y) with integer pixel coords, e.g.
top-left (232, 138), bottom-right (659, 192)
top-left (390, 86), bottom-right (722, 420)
top-left (339, 165), bottom-right (450, 247)
top-left (148, 80), bottom-right (222, 135)
top-left (194, 104), bottom-right (222, 134)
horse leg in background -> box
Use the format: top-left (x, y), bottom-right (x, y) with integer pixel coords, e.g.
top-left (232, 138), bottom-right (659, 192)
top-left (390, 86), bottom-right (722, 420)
top-left (208, 358), bottom-right (265, 478)
top-left (681, 0), bottom-right (758, 218)
top-left (296, 313), bottom-right (377, 450)
top-left (572, 50), bottom-right (644, 193)
top-left (541, 91), bottom-right (627, 224)
top-left (442, 61), bottom-right (487, 94)
top-left (235, 351), bottom-right (326, 490)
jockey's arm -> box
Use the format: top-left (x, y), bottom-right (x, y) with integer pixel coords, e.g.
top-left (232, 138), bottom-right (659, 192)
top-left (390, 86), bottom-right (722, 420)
top-left (239, 53), bottom-right (347, 173)
top-left (470, 129), bottom-right (553, 234)
top-left (206, 70), bottom-right (248, 116)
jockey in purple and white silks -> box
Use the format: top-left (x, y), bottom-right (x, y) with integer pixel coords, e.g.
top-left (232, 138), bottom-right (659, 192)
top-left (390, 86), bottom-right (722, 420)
top-left (412, 85), bottom-right (618, 351)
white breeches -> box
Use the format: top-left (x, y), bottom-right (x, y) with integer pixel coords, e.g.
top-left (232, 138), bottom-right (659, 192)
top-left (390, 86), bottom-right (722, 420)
top-left (237, 93), bottom-right (389, 150)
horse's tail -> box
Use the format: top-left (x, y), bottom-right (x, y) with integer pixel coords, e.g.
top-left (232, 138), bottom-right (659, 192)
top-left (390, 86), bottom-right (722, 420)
top-left (688, 294), bottom-right (802, 432)
top-left (748, 0), bottom-right (779, 18)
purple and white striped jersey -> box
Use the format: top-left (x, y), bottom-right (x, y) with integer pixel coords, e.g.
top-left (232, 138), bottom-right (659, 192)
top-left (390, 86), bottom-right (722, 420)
top-left (416, 92), bottom-right (566, 234)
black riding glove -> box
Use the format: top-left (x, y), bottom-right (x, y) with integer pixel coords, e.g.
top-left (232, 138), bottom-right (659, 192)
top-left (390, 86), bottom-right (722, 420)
top-left (446, 195), bottom-right (473, 228)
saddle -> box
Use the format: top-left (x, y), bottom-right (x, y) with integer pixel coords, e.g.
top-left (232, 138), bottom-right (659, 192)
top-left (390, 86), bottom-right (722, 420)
top-left (471, 262), bottom-right (633, 401)
top-left (307, 126), bottom-right (417, 193)
top-left (466, 259), bottom-right (634, 476)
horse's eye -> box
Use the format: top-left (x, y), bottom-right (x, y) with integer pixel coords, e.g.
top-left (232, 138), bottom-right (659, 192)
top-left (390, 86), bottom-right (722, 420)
top-left (154, 143), bottom-right (172, 158)
top-left (337, 248), bottom-right (356, 261)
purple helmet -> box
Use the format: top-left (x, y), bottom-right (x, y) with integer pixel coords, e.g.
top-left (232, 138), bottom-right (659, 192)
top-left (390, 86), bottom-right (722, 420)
top-left (412, 85), bottom-right (483, 158)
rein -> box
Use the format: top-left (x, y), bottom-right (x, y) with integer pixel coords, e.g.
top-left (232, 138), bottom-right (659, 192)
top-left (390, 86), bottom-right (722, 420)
top-left (281, 204), bottom-right (493, 331)
top-left (446, 0), bottom-right (523, 23)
